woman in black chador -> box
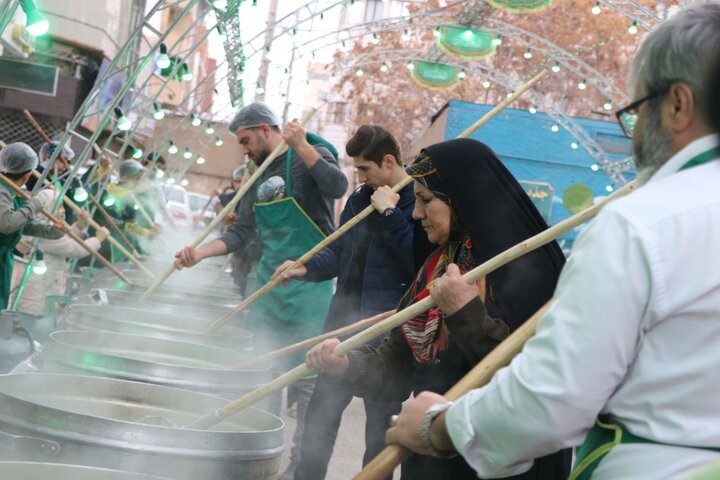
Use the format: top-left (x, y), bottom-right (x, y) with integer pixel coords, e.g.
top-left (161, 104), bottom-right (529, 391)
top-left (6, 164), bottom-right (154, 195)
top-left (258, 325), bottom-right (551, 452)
top-left (306, 138), bottom-right (571, 479)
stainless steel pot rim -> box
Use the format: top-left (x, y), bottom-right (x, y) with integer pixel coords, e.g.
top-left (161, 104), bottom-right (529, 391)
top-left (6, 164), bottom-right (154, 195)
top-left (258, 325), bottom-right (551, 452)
top-left (0, 461), bottom-right (173, 479)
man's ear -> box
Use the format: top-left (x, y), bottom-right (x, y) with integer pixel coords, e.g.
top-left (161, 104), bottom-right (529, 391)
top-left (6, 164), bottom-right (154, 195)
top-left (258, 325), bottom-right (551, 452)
top-left (383, 154), bottom-right (396, 168)
top-left (665, 82), bottom-right (696, 134)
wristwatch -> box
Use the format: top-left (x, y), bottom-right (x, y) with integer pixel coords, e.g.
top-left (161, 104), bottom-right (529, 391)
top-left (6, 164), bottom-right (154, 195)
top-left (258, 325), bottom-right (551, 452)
top-left (381, 207), bottom-right (396, 217)
top-left (420, 401), bottom-right (457, 458)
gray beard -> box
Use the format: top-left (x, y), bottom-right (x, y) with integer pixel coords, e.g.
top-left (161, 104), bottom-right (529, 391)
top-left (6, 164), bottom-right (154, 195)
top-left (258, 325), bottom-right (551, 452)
top-left (634, 111), bottom-right (673, 185)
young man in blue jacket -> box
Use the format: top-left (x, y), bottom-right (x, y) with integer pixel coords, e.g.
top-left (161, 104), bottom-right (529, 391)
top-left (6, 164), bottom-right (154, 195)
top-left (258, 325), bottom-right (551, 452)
top-left (273, 125), bottom-right (420, 479)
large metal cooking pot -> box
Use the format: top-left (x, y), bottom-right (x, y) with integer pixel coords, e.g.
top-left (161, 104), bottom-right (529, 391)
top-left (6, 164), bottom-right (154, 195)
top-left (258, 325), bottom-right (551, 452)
top-left (90, 267), bottom-right (240, 295)
top-left (77, 278), bottom-right (241, 309)
top-left (0, 462), bottom-right (170, 479)
top-left (0, 373), bottom-right (284, 479)
top-left (77, 288), bottom-right (243, 318)
top-left (17, 330), bottom-right (271, 401)
top-left (62, 304), bottom-right (252, 352)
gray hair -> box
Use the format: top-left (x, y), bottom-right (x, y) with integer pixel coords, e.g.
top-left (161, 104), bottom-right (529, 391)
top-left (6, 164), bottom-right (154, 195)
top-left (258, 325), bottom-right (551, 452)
top-left (228, 101), bottom-right (281, 134)
top-left (0, 142), bottom-right (39, 174)
top-left (629, 2), bottom-right (720, 101)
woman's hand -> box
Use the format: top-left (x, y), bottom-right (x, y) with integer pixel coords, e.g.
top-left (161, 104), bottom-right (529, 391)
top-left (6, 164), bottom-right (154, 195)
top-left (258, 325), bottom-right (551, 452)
top-left (305, 339), bottom-right (349, 375)
top-left (430, 263), bottom-right (479, 316)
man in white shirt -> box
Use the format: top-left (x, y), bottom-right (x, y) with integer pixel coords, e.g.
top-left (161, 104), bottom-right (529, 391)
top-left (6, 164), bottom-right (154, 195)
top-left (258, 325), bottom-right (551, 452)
top-left (385, 4), bottom-right (720, 479)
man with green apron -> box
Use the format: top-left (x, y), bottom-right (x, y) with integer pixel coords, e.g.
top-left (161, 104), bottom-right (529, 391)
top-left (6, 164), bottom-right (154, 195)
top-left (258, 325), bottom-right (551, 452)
top-left (175, 102), bottom-right (348, 479)
top-left (382, 5), bottom-right (720, 479)
top-left (0, 143), bottom-right (66, 309)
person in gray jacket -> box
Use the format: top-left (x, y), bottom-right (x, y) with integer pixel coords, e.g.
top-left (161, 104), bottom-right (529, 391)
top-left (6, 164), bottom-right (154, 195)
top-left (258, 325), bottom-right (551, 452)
top-left (0, 142), bottom-right (67, 309)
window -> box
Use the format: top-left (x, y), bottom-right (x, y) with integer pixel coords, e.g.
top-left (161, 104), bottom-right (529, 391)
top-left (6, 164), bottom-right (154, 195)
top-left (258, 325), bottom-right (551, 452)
top-left (364, 0), bottom-right (384, 22)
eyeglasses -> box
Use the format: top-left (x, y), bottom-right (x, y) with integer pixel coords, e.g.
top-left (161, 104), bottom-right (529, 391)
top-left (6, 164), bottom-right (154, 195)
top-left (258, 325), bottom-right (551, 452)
top-left (614, 91), bottom-right (664, 139)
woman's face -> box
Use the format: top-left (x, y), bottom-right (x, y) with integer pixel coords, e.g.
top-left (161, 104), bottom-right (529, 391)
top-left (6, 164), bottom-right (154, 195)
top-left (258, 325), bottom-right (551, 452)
top-left (412, 181), bottom-right (452, 245)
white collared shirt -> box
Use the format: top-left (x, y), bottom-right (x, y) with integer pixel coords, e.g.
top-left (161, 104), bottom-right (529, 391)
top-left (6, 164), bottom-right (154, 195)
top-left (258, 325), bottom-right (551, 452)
top-left (445, 135), bottom-right (720, 479)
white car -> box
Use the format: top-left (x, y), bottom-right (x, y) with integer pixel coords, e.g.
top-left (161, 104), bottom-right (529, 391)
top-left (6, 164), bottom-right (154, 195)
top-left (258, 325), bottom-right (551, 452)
top-left (162, 185), bottom-right (193, 227)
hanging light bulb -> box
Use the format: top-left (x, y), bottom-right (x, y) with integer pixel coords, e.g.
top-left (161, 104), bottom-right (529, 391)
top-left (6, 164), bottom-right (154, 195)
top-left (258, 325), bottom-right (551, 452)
top-left (255, 83), bottom-right (265, 94)
top-left (463, 28), bottom-right (473, 40)
top-left (114, 107), bottom-right (131, 131)
top-left (605, 185), bottom-right (614, 192)
top-left (433, 27), bottom-right (441, 38)
top-left (406, 61), bottom-right (414, 70)
top-left (183, 147), bottom-right (192, 159)
top-left (458, 69), bottom-right (466, 79)
top-left (551, 124), bottom-right (560, 133)
top-left (168, 141), bottom-right (178, 155)
top-left (153, 102), bottom-right (165, 120)
top-left (215, 136), bottom-right (224, 146)
top-left (167, 177), bottom-right (176, 185)
top-left (191, 114), bottom-right (201, 127)
top-left (524, 49), bottom-right (533, 59)
top-left (20, 0), bottom-right (49, 36)
top-left (212, 0), bottom-right (227, 10)
top-left (32, 251), bottom-right (47, 275)
top-left (196, 156), bottom-right (206, 165)
top-left (356, 68), bottom-right (364, 76)
top-left (528, 105), bottom-right (537, 114)
top-left (380, 63), bottom-right (388, 73)
top-left (103, 196), bottom-right (115, 207)
top-left (628, 21), bottom-right (638, 35)
top-left (132, 146), bottom-right (143, 159)
top-left (592, 1), bottom-right (601, 15)
top-left (133, 204), bottom-right (140, 211)
top-left (603, 99), bottom-right (613, 111)
top-left (591, 164), bottom-right (600, 171)
top-left (552, 62), bottom-right (561, 73)
top-left (205, 123), bottom-right (215, 135)
top-left (492, 35), bottom-right (502, 46)
top-left (571, 142), bottom-right (579, 150)
top-left (73, 186), bottom-right (88, 202)
top-left (371, 33), bottom-right (379, 45)
top-left (577, 79), bottom-right (587, 90)
top-left (401, 29), bottom-right (410, 41)
top-left (181, 179), bottom-right (189, 187)
top-left (482, 79), bottom-right (491, 89)
top-left (155, 169), bottom-right (165, 179)
top-left (217, 25), bottom-right (226, 40)
top-left (181, 63), bottom-right (193, 81)
top-left (156, 43), bottom-right (171, 69)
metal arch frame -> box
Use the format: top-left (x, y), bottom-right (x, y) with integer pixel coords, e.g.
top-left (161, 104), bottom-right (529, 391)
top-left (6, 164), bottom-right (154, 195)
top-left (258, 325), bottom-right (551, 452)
top-left (336, 49), bottom-right (631, 185)
top-left (596, 0), bottom-right (664, 30)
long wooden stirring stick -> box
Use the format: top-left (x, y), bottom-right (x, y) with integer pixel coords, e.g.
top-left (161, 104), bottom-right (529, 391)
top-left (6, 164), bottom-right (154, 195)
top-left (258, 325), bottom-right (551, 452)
top-left (86, 191), bottom-right (141, 257)
top-left (140, 105), bottom-right (324, 300)
top-left (0, 171), bottom-right (132, 283)
top-left (228, 310), bottom-right (396, 370)
top-left (353, 301), bottom-right (553, 480)
top-left (204, 69), bottom-right (550, 334)
top-left (185, 179), bottom-right (636, 430)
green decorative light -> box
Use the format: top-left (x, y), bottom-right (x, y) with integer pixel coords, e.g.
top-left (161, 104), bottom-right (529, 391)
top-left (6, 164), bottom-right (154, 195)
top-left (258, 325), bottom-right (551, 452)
top-left (215, 137), bottom-right (224, 146)
top-left (156, 43), bottom-right (171, 69)
top-left (438, 26), bottom-right (497, 61)
top-left (73, 186), bottom-right (88, 202)
top-left (486, 0), bottom-right (552, 13)
top-left (168, 141), bottom-right (178, 154)
top-left (410, 60), bottom-right (461, 90)
top-left (103, 196), bottom-right (115, 207)
top-left (132, 146), bottom-right (143, 159)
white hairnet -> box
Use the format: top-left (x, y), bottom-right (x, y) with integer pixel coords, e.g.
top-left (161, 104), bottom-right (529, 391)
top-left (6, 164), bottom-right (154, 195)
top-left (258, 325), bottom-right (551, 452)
top-left (228, 101), bottom-right (281, 133)
top-left (39, 141), bottom-right (75, 162)
top-left (119, 159), bottom-right (144, 181)
top-left (0, 142), bottom-right (39, 174)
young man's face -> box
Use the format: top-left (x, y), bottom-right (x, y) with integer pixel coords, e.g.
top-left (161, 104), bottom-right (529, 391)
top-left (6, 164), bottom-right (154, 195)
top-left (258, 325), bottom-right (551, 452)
top-left (354, 156), bottom-right (393, 190)
top-left (235, 126), bottom-right (273, 166)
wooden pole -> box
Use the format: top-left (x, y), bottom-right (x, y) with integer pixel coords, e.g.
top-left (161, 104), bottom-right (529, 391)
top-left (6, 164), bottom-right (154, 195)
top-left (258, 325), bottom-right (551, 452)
top-left (30, 171), bottom-right (155, 278)
top-left (204, 70), bottom-right (550, 334)
top-left (87, 192), bottom-right (141, 257)
top-left (0, 172), bottom-right (133, 284)
top-left (185, 179), bottom-right (636, 429)
top-left (354, 301), bottom-right (553, 480)
top-left (228, 310), bottom-right (395, 370)
top-left (140, 105), bottom-right (323, 300)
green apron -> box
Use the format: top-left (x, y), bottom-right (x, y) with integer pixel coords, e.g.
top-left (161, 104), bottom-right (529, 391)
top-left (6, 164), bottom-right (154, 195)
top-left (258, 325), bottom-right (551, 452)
top-left (248, 148), bottom-right (333, 369)
top-left (0, 182), bottom-right (25, 309)
top-left (570, 147), bottom-right (720, 480)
